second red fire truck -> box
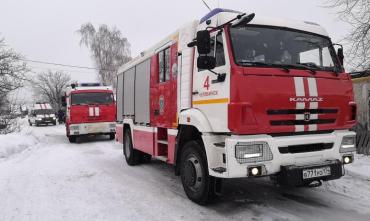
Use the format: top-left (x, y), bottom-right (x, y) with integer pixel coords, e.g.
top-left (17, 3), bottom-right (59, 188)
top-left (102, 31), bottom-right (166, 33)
top-left (63, 83), bottom-right (116, 143)
top-left (116, 9), bottom-right (357, 204)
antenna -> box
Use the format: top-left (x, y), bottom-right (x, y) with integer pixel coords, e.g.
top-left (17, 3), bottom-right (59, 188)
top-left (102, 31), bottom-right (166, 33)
top-left (201, 0), bottom-right (212, 11)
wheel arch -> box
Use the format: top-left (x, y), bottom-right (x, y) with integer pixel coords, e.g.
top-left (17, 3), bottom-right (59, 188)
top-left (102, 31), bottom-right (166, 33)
top-left (174, 124), bottom-right (206, 175)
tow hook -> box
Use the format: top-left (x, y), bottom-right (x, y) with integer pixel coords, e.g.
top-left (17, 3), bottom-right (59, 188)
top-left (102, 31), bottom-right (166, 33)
top-left (307, 180), bottom-right (322, 188)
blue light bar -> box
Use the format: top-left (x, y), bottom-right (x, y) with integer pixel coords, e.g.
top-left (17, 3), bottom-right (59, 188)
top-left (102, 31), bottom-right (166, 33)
top-left (199, 8), bottom-right (242, 24)
top-left (80, 83), bottom-right (101, 87)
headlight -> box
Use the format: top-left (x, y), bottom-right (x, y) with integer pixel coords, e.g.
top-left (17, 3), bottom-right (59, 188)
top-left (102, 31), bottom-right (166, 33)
top-left (70, 125), bottom-right (80, 130)
top-left (235, 141), bottom-right (273, 164)
top-left (340, 135), bottom-right (356, 153)
top-left (36, 118), bottom-right (42, 121)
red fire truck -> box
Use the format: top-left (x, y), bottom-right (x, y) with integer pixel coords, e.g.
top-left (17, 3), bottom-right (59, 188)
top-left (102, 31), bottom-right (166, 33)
top-left (63, 83), bottom-right (116, 143)
top-left (116, 9), bottom-right (357, 204)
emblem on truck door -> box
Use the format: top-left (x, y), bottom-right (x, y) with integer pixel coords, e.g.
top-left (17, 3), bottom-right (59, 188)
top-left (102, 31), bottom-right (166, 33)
top-left (304, 112), bottom-right (311, 122)
top-left (159, 95), bottom-right (165, 115)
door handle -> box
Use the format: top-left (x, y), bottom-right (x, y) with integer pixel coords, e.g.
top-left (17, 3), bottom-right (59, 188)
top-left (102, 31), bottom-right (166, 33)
top-left (192, 91), bottom-right (199, 95)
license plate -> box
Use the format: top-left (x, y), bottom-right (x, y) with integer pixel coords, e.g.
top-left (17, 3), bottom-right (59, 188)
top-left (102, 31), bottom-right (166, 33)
top-left (302, 167), bottom-right (331, 180)
top-left (87, 124), bottom-right (105, 133)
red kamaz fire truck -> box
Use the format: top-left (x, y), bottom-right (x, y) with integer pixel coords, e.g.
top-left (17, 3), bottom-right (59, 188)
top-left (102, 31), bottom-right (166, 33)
top-left (63, 83), bottom-right (116, 143)
top-left (116, 9), bottom-right (357, 204)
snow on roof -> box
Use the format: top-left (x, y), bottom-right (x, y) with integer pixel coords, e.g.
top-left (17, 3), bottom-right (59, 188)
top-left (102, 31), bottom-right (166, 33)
top-left (199, 8), bottom-right (329, 37)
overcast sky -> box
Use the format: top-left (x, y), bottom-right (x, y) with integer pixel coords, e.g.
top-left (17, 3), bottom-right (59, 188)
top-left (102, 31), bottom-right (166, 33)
top-left (0, 0), bottom-right (348, 84)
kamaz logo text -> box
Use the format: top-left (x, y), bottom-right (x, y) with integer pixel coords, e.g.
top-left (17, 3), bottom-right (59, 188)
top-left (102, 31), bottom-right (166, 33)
top-left (289, 97), bottom-right (323, 102)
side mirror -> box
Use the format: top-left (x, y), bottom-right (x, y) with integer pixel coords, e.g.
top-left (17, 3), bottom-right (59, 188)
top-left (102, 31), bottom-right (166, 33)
top-left (197, 56), bottom-right (216, 70)
top-left (187, 30), bottom-right (212, 55)
top-left (61, 96), bottom-right (67, 107)
top-left (337, 48), bottom-right (344, 66)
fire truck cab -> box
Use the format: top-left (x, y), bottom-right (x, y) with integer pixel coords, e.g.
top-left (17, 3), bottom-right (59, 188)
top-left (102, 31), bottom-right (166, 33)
top-left (63, 83), bottom-right (116, 143)
top-left (116, 9), bottom-right (357, 204)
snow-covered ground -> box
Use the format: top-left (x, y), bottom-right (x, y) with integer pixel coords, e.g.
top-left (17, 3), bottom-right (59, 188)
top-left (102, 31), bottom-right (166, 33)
top-left (1, 122), bottom-right (370, 221)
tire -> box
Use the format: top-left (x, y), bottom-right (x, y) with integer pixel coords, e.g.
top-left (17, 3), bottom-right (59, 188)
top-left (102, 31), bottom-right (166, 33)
top-left (109, 133), bottom-right (115, 140)
top-left (53, 121), bottom-right (56, 126)
top-left (123, 129), bottom-right (140, 166)
top-left (28, 120), bottom-right (32, 126)
top-left (140, 153), bottom-right (152, 164)
top-left (180, 141), bottom-right (215, 205)
top-left (68, 135), bottom-right (77, 143)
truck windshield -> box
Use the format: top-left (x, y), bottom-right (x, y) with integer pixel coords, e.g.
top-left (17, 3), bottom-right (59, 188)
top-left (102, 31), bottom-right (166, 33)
top-left (34, 109), bottom-right (54, 115)
top-left (71, 93), bottom-right (114, 105)
top-left (229, 26), bottom-right (341, 72)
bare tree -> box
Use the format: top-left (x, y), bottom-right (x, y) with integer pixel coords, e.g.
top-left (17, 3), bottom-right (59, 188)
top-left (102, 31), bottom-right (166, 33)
top-left (31, 71), bottom-right (71, 110)
top-left (77, 23), bottom-right (131, 87)
top-left (0, 38), bottom-right (28, 133)
top-left (0, 38), bottom-right (27, 109)
top-left (324, 0), bottom-right (370, 70)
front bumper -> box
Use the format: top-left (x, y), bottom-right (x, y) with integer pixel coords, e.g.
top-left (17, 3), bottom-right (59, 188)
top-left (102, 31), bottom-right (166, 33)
top-left (36, 118), bottom-right (56, 124)
top-left (277, 159), bottom-right (343, 186)
top-left (69, 122), bottom-right (116, 135)
top-left (202, 130), bottom-right (355, 179)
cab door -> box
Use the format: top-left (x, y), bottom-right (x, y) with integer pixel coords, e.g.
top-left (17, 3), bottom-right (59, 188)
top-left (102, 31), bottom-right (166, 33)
top-left (151, 43), bottom-right (178, 128)
top-left (192, 31), bottom-right (230, 132)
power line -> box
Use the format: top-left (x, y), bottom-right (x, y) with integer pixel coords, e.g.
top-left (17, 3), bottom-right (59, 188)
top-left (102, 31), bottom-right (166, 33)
top-left (18, 58), bottom-right (114, 72)
top-left (28, 65), bottom-right (97, 75)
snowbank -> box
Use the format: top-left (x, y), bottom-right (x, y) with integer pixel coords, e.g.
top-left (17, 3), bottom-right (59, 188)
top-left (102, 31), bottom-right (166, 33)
top-left (0, 118), bottom-right (43, 159)
top-left (346, 154), bottom-right (370, 179)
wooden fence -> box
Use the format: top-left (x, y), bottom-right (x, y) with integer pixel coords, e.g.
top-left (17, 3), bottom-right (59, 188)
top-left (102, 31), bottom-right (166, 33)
top-left (354, 124), bottom-right (370, 155)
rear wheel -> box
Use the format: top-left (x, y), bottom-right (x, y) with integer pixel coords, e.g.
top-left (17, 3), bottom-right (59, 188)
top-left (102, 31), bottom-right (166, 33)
top-left (123, 129), bottom-right (140, 165)
top-left (140, 153), bottom-right (152, 164)
top-left (180, 141), bottom-right (215, 205)
top-left (68, 135), bottom-right (77, 143)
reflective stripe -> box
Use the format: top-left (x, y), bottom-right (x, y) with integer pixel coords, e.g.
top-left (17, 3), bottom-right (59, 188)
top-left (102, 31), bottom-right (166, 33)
top-left (95, 107), bottom-right (100, 116)
top-left (89, 107), bottom-right (94, 116)
top-left (308, 78), bottom-right (318, 97)
top-left (294, 77), bottom-right (305, 97)
top-left (192, 98), bottom-right (229, 105)
top-left (294, 77), bottom-right (305, 132)
top-left (308, 78), bottom-right (318, 131)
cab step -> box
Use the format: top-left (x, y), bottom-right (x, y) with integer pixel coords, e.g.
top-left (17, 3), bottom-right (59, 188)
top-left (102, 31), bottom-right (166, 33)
top-left (155, 156), bottom-right (168, 162)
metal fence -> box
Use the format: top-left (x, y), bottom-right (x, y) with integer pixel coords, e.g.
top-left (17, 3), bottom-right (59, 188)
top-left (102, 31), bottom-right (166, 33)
top-left (354, 123), bottom-right (370, 155)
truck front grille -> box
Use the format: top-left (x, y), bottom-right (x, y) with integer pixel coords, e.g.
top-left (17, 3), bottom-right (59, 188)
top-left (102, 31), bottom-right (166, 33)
top-left (279, 143), bottom-right (334, 154)
top-left (267, 109), bottom-right (338, 115)
top-left (270, 119), bottom-right (336, 126)
top-left (267, 108), bottom-right (337, 127)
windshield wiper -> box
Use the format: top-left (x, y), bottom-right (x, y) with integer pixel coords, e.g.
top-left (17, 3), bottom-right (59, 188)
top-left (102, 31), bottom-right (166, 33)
top-left (237, 61), bottom-right (290, 73)
top-left (293, 62), bottom-right (319, 74)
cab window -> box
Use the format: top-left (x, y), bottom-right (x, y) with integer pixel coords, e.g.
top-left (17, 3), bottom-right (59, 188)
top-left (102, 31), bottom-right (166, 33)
top-left (209, 33), bottom-right (226, 67)
top-left (159, 47), bottom-right (170, 83)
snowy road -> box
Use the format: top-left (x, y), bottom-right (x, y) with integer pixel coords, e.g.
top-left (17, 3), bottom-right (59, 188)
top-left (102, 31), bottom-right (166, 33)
top-left (1, 124), bottom-right (370, 221)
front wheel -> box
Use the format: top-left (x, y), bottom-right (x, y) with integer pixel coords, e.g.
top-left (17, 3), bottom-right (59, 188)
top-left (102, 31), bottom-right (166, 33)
top-left (109, 133), bottom-right (115, 140)
top-left (68, 135), bottom-right (77, 143)
top-left (180, 141), bottom-right (215, 205)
